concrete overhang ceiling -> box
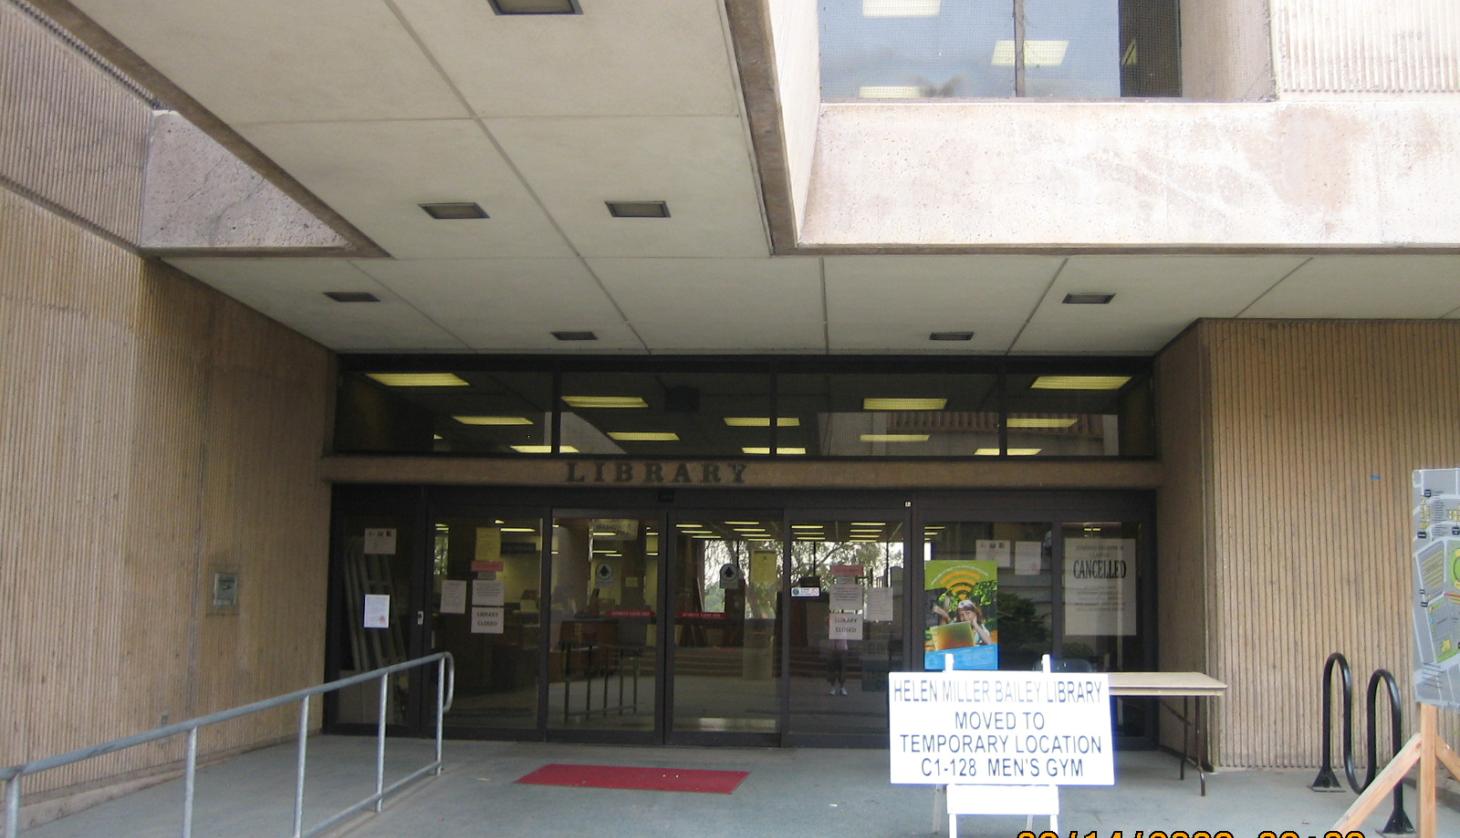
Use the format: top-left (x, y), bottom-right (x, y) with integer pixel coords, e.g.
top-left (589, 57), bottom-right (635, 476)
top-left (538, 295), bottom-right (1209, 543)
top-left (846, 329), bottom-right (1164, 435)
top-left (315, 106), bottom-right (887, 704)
top-left (42, 0), bottom-right (1460, 355)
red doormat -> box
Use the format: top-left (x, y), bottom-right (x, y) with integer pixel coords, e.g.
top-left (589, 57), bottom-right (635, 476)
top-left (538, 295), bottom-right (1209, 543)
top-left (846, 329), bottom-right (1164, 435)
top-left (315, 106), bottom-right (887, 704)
top-left (515, 763), bottom-right (748, 795)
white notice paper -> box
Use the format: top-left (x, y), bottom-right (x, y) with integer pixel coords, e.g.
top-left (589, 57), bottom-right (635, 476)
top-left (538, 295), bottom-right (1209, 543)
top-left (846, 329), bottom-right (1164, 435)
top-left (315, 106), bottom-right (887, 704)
top-left (473, 579), bottom-right (505, 607)
top-left (1063, 538), bottom-right (1137, 635)
top-left (362, 594), bottom-right (390, 628)
top-left (440, 580), bottom-right (467, 614)
top-left (1015, 541), bottom-right (1042, 576)
top-left (829, 612), bottom-right (863, 641)
top-left (829, 581), bottom-right (863, 612)
top-left (865, 587), bottom-right (895, 622)
top-left (363, 528), bottom-right (396, 555)
top-left (471, 606), bottom-right (504, 634)
top-left (975, 539), bottom-right (1012, 568)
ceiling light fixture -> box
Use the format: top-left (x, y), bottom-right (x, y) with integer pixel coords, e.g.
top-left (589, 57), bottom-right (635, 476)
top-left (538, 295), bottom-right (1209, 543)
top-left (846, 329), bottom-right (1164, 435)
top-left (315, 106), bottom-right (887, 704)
top-left (511, 444), bottom-right (579, 453)
top-left (791, 524), bottom-right (823, 530)
top-left (974, 447), bottom-right (1043, 455)
top-left (563, 395), bottom-right (648, 409)
top-left (741, 446), bottom-right (807, 455)
top-left (366, 372), bottom-right (469, 388)
top-left (860, 433), bottom-right (930, 443)
top-left (552, 330), bottom-right (597, 341)
top-left (724, 417), bottom-right (800, 428)
top-left (929, 331), bottom-right (974, 341)
top-left (858, 85), bottom-right (928, 99)
top-left (862, 0), bottom-right (942, 17)
top-left (501, 527), bottom-right (536, 533)
top-left (1029, 375), bottom-right (1132, 391)
top-left (863, 397), bottom-right (947, 411)
top-left (607, 431), bottom-right (680, 442)
top-left (991, 39), bottom-right (1069, 68)
top-left (419, 202), bottom-right (488, 220)
top-left (606, 201), bottom-right (670, 218)
top-left (324, 291), bottom-right (380, 303)
top-left (1063, 292), bottom-right (1115, 305)
top-left (453, 416), bottom-right (533, 426)
top-left (1006, 417), bottom-right (1079, 429)
top-left (488, 0), bottom-right (581, 15)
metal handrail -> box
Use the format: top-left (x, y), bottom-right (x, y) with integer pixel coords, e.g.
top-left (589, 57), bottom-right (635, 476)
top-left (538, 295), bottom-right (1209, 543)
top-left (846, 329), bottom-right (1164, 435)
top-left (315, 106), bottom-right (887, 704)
top-left (2, 652), bottom-right (455, 838)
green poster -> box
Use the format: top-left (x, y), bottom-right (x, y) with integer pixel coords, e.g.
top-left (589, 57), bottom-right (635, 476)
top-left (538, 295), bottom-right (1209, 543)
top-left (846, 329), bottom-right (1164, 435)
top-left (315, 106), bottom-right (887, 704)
top-left (923, 559), bottom-right (998, 670)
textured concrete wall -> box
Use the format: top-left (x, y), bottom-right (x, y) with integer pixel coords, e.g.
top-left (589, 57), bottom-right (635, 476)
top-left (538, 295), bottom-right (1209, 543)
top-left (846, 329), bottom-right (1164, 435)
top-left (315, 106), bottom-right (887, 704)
top-left (1273, 0), bottom-right (1460, 94)
top-left (802, 99), bottom-right (1460, 249)
top-left (1180, 0), bottom-right (1275, 100)
top-left (765, 0), bottom-right (819, 230)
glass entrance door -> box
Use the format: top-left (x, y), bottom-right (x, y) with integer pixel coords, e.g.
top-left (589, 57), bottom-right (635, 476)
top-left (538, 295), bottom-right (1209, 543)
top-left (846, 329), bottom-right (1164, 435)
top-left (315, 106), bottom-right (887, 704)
top-left (666, 514), bottom-right (783, 743)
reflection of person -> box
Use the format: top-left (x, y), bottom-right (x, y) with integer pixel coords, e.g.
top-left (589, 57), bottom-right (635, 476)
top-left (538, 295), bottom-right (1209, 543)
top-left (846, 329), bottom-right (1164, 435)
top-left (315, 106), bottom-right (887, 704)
top-left (932, 599), bottom-right (992, 646)
top-left (826, 638), bottom-right (848, 696)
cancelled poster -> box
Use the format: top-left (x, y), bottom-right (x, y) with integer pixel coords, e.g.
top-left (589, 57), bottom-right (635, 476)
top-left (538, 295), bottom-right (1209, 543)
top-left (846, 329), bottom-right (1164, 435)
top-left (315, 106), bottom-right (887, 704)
top-left (1064, 538), bottom-right (1137, 636)
top-left (923, 559), bottom-right (998, 670)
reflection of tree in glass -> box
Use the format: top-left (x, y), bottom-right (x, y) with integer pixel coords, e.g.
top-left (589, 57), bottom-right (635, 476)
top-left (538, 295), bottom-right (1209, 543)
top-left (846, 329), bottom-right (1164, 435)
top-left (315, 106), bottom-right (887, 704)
top-left (997, 591), bottom-right (1050, 669)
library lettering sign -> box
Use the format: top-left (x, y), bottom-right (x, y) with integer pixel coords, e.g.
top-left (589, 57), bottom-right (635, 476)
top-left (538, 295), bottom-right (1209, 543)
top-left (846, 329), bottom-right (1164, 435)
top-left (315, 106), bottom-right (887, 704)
top-left (888, 670), bottom-right (1114, 785)
top-left (563, 461), bottom-right (748, 485)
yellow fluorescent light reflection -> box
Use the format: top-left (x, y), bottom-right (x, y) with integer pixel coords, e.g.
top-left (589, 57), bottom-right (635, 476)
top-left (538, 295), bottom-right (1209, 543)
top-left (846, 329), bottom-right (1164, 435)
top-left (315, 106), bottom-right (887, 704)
top-left (1007, 417), bottom-right (1078, 429)
top-left (862, 0), bottom-right (941, 18)
top-left (501, 527), bottom-right (536, 533)
top-left (858, 85), bottom-right (927, 99)
top-left (723, 521), bottom-right (760, 526)
top-left (860, 433), bottom-right (930, 443)
top-left (724, 417), bottom-right (800, 428)
top-left (974, 447), bottom-right (1043, 455)
top-left (742, 447), bottom-right (807, 455)
top-left (1029, 375), bottom-right (1131, 390)
top-left (607, 431), bottom-right (680, 442)
top-left (366, 372), bottom-right (468, 387)
top-left (863, 397), bottom-right (947, 411)
top-left (991, 39), bottom-right (1069, 68)
top-left (452, 415), bottom-right (532, 426)
top-left (510, 444), bottom-right (578, 453)
top-left (692, 535), bottom-right (721, 540)
top-left (676, 523), bottom-right (702, 528)
top-left (791, 524), bottom-right (823, 530)
top-left (591, 530), bottom-right (616, 537)
top-left (563, 395), bottom-right (648, 409)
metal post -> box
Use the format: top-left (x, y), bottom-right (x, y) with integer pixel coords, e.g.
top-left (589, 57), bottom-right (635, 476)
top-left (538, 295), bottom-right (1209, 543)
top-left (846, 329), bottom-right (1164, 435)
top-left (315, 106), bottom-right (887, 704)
top-left (293, 697), bottom-right (309, 837)
top-left (434, 657), bottom-right (445, 775)
top-left (375, 674), bottom-right (388, 813)
top-left (182, 728), bottom-right (198, 838)
top-left (6, 775), bottom-right (21, 838)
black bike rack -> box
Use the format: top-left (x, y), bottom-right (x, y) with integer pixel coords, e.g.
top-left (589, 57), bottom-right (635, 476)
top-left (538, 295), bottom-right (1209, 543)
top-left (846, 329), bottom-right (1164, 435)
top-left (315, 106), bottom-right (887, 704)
top-left (1311, 652), bottom-right (1414, 835)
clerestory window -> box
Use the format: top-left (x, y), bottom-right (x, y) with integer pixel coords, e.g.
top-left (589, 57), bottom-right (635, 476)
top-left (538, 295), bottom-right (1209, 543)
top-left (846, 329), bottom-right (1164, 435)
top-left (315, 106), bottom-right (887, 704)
top-left (820, 0), bottom-right (1179, 100)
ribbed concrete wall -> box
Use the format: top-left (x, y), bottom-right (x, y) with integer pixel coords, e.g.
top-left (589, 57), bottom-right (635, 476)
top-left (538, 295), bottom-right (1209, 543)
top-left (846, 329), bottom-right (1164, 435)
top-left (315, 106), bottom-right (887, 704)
top-left (0, 184), bottom-right (332, 800)
top-left (1274, 0), bottom-right (1460, 93)
top-left (1162, 320), bottom-right (1460, 767)
top-left (0, 0), bottom-right (148, 241)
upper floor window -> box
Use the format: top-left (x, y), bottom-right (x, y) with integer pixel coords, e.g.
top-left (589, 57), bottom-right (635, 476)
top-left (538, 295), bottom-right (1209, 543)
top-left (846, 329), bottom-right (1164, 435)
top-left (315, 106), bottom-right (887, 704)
top-left (820, 0), bottom-right (1179, 100)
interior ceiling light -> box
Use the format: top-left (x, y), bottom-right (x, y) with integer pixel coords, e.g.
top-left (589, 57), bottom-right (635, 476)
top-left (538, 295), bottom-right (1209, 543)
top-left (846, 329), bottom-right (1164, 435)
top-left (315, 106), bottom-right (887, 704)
top-left (324, 291), bottom-right (379, 303)
top-left (501, 527), bottom-right (536, 533)
top-left (974, 447), bottom-right (1042, 455)
top-left (929, 331), bottom-right (974, 341)
top-left (858, 85), bottom-right (927, 99)
top-left (366, 372), bottom-right (468, 388)
top-left (419, 202), bottom-right (488, 220)
top-left (676, 523), bottom-right (703, 529)
top-left (724, 417), bottom-right (800, 428)
top-left (453, 415), bottom-right (532, 426)
top-left (851, 522), bottom-right (886, 527)
top-left (723, 521), bottom-right (760, 526)
top-left (1007, 417), bottom-right (1079, 429)
top-left (860, 433), bottom-right (930, 443)
top-left (607, 431), bottom-right (680, 442)
top-left (1029, 375), bottom-right (1131, 391)
top-left (863, 397), bottom-right (946, 411)
top-left (791, 524), bottom-right (823, 530)
top-left (552, 330), bottom-right (597, 341)
top-left (432, 434), bottom-right (444, 441)
top-left (1063, 292), bottom-right (1115, 305)
top-left (511, 444), bottom-right (579, 453)
top-left (606, 200), bottom-right (670, 218)
top-left (563, 395), bottom-right (648, 409)
top-left (862, 0), bottom-right (941, 17)
top-left (742, 446), bottom-right (808, 455)
top-left (991, 39), bottom-right (1069, 68)
top-left (488, 0), bottom-right (580, 15)
top-left (591, 530), bottom-right (617, 537)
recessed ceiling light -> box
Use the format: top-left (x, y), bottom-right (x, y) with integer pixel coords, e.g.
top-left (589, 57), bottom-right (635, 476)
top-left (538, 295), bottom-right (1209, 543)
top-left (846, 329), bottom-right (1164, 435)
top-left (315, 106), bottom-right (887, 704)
top-left (974, 447), bottom-right (1043, 455)
top-left (676, 523), bottom-right (702, 529)
top-left (552, 330), bottom-right (597, 341)
top-left (419, 202), bottom-right (488, 220)
top-left (791, 524), bottom-right (823, 530)
top-left (724, 417), bottom-right (800, 428)
top-left (860, 434), bottom-right (930, 443)
top-left (991, 39), bottom-right (1069, 68)
top-left (862, 0), bottom-right (942, 18)
top-left (511, 444), bottom-right (579, 453)
top-left (607, 431), bottom-right (680, 442)
top-left (366, 372), bottom-right (469, 387)
top-left (1063, 292), bottom-right (1116, 305)
top-left (501, 527), bottom-right (536, 533)
top-left (488, 0), bottom-right (580, 15)
top-left (606, 201), bottom-right (670, 218)
top-left (858, 85), bottom-right (928, 99)
top-left (742, 446), bottom-right (807, 455)
top-left (433, 434), bottom-right (444, 440)
top-left (563, 395), bottom-right (648, 409)
top-left (1029, 375), bottom-right (1132, 391)
top-left (863, 397), bottom-right (947, 411)
top-left (929, 331), bottom-right (974, 341)
top-left (1007, 417), bottom-right (1079, 429)
top-left (851, 522), bottom-right (886, 527)
top-left (591, 530), bottom-right (617, 537)
top-left (324, 291), bottom-right (380, 303)
top-left (453, 415), bottom-right (533, 426)
top-left (723, 521), bottom-right (760, 526)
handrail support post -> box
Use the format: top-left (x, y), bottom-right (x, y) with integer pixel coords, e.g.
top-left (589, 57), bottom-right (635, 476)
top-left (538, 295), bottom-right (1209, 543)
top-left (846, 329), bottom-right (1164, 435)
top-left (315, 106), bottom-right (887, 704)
top-left (375, 673), bottom-right (388, 813)
top-left (293, 696), bottom-right (309, 838)
top-left (182, 728), bottom-right (198, 838)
